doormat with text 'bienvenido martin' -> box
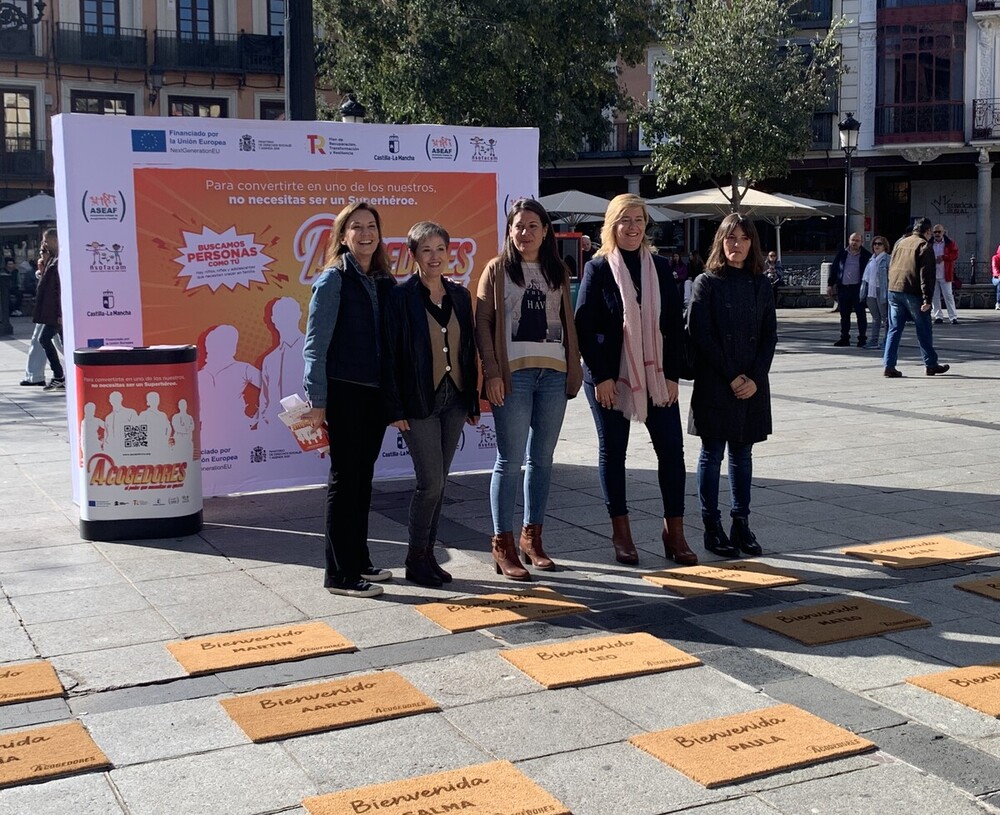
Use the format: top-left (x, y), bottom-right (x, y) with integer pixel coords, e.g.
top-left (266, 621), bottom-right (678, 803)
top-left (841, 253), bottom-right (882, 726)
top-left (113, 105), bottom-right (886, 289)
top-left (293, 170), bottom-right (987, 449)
top-left (416, 586), bottom-right (589, 633)
top-left (0, 660), bottom-right (65, 706)
top-left (907, 664), bottom-right (1000, 718)
top-left (166, 622), bottom-right (357, 675)
top-left (302, 760), bottom-right (571, 815)
top-left (744, 597), bottom-right (930, 646)
top-left (642, 561), bottom-right (802, 596)
top-left (220, 670), bottom-right (439, 742)
top-left (842, 537), bottom-right (999, 569)
top-left (500, 632), bottom-right (701, 689)
top-left (630, 703), bottom-right (876, 788)
top-left (955, 578), bottom-right (1000, 602)
top-left (0, 722), bottom-right (111, 789)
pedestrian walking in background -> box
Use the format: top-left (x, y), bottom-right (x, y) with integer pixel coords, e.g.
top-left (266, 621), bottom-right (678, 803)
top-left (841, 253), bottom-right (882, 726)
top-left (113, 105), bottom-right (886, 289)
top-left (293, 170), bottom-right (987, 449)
top-left (33, 229), bottom-right (64, 392)
top-left (992, 243), bottom-right (1000, 310)
top-left (930, 224), bottom-right (960, 324)
top-left (861, 235), bottom-right (891, 350)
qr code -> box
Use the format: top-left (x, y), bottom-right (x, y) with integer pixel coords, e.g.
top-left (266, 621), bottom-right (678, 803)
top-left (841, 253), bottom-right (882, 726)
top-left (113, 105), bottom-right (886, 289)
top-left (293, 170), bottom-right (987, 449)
top-left (123, 424), bottom-right (148, 449)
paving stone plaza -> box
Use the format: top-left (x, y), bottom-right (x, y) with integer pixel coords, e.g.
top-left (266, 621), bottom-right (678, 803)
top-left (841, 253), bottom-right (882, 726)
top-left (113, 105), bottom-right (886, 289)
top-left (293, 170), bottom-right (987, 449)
top-left (2, 309), bottom-right (999, 815)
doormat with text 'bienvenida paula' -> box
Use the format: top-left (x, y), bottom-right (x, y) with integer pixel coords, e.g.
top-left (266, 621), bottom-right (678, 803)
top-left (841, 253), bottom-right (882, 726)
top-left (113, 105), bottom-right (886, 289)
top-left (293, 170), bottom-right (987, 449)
top-left (630, 703), bottom-right (876, 788)
top-left (220, 670), bottom-right (438, 742)
top-left (167, 622), bottom-right (356, 675)
top-left (955, 578), bottom-right (1000, 602)
top-left (500, 632), bottom-right (701, 688)
top-left (906, 664), bottom-right (1000, 718)
top-left (415, 586), bottom-right (589, 633)
top-left (842, 537), bottom-right (999, 569)
top-left (642, 561), bottom-right (802, 596)
top-left (0, 722), bottom-right (111, 789)
top-left (0, 660), bottom-right (65, 706)
top-left (302, 760), bottom-right (570, 815)
top-left (744, 597), bottom-right (930, 646)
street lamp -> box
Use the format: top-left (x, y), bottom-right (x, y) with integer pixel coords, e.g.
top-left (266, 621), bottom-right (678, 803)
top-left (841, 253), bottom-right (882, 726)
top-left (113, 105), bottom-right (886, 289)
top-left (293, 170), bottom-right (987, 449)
top-left (339, 94), bottom-right (366, 124)
top-left (838, 112), bottom-right (861, 246)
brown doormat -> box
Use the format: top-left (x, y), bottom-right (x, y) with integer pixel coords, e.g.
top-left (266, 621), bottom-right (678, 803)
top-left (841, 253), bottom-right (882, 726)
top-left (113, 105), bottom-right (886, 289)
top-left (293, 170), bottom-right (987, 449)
top-left (166, 622), bottom-right (357, 675)
top-left (630, 703), bottom-right (876, 788)
top-left (643, 561), bottom-right (802, 597)
top-left (302, 759), bottom-right (570, 815)
top-left (500, 632), bottom-right (701, 689)
top-left (907, 665), bottom-right (1000, 718)
top-left (415, 587), bottom-right (589, 633)
top-left (220, 670), bottom-right (439, 743)
top-left (0, 660), bottom-right (65, 706)
top-left (842, 537), bottom-right (999, 569)
top-left (0, 721), bottom-right (111, 789)
top-left (955, 578), bottom-right (1000, 602)
top-left (744, 597), bottom-right (930, 645)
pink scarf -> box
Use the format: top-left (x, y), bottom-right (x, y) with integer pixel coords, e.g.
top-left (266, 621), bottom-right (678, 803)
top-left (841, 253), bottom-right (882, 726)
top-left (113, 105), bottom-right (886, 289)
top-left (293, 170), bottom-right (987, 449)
top-left (607, 247), bottom-right (669, 422)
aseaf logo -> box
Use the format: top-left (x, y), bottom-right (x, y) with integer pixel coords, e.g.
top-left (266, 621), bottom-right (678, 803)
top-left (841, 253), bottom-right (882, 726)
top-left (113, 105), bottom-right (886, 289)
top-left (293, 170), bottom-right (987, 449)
top-left (82, 190), bottom-right (127, 223)
top-left (426, 134), bottom-right (459, 162)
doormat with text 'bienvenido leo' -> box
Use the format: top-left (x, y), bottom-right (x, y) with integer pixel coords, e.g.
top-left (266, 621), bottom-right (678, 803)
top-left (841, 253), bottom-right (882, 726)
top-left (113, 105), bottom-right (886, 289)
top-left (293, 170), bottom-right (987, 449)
top-left (642, 561), bottom-right (802, 596)
top-left (167, 622), bottom-right (357, 675)
top-left (842, 537), bottom-right (999, 570)
top-left (0, 721), bottom-right (111, 789)
top-left (302, 760), bottom-right (571, 815)
top-left (500, 632), bottom-right (701, 689)
top-left (907, 664), bottom-right (1000, 718)
top-left (220, 670), bottom-right (439, 742)
top-left (955, 578), bottom-right (1000, 602)
top-left (0, 660), bottom-right (65, 706)
top-left (744, 597), bottom-right (930, 646)
top-left (630, 703), bottom-right (876, 788)
top-left (415, 586), bottom-right (589, 633)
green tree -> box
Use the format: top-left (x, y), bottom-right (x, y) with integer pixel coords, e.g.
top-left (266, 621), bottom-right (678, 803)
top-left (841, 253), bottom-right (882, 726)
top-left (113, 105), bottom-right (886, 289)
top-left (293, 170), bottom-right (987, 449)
top-left (315, 0), bottom-right (658, 160)
top-left (641, 0), bottom-right (843, 210)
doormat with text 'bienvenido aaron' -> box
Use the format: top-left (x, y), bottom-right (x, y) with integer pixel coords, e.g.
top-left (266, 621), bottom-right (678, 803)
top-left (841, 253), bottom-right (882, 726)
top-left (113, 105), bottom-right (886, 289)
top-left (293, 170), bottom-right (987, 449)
top-left (220, 670), bottom-right (439, 742)
top-left (642, 561), bottom-right (802, 597)
top-left (0, 721), bottom-right (111, 789)
top-left (744, 597), bottom-right (930, 646)
top-left (302, 760), bottom-right (571, 815)
top-left (955, 578), bottom-right (1000, 602)
top-left (167, 622), bottom-right (357, 675)
top-left (842, 537), bottom-right (999, 570)
top-left (500, 632), bottom-right (701, 689)
top-left (907, 664), bottom-right (1000, 718)
top-left (630, 703), bottom-right (876, 788)
top-left (0, 660), bottom-right (65, 706)
top-left (415, 586), bottom-right (589, 633)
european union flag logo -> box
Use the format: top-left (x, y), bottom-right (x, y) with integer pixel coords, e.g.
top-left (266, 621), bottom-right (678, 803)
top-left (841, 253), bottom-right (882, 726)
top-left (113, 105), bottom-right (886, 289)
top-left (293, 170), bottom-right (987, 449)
top-left (131, 130), bottom-right (167, 152)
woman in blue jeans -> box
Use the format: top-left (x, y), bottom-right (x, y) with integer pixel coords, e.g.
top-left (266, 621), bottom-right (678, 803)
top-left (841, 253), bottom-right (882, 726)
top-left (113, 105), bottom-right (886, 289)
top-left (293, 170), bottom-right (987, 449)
top-left (687, 214), bottom-right (777, 558)
top-left (475, 199), bottom-right (582, 580)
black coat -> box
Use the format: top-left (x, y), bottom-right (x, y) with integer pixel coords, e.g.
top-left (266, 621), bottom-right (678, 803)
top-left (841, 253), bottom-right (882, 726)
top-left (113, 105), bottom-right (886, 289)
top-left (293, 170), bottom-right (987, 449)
top-left (382, 274), bottom-right (480, 422)
top-left (574, 253), bottom-right (685, 385)
top-left (686, 267), bottom-right (776, 444)
top-left (32, 258), bottom-right (60, 326)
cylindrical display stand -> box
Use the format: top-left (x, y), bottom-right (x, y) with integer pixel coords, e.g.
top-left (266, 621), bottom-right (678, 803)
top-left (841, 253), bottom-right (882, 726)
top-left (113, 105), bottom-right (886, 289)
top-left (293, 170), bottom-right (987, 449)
top-left (75, 346), bottom-right (203, 541)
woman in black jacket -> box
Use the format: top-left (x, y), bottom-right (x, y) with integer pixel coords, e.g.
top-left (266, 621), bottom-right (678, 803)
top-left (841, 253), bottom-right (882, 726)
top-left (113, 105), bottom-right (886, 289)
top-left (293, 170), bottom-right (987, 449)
top-left (383, 222), bottom-right (480, 587)
top-left (687, 214), bottom-right (777, 558)
top-left (575, 194), bottom-right (696, 567)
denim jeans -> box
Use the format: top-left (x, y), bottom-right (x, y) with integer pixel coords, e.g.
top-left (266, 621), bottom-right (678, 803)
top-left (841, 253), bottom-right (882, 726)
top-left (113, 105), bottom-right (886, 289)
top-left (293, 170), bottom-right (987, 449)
top-left (490, 367), bottom-right (568, 533)
top-left (865, 297), bottom-right (887, 346)
top-left (24, 322), bottom-right (48, 382)
top-left (584, 381), bottom-right (685, 518)
top-left (697, 438), bottom-right (754, 522)
top-left (39, 324), bottom-right (64, 380)
top-left (401, 379), bottom-right (468, 553)
top-left (993, 277), bottom-right (1000, 305)
top-left (883, 291), bottom-right (938, 369)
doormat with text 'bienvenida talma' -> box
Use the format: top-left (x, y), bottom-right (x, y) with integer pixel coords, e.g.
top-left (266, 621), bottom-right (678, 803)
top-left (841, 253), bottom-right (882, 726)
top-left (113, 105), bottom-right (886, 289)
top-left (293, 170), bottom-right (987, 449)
top-left (416, 586), bottom-right (589, 633)
top-left (842, 537), bottom-right (999, 569)
top-left (500, 632), bottom-right (701, 688)
top-left (630, 703), bottom-right (876, 788)
top-left (955, 578), bottom-right (1000, 602)
top-left (220, 670), bottom-right (438, 742)
top-left (906, 664), bottom-right (1000, 718)
top-left (0, 660), bottom-right (65, 706)
top-left (642, 561), bottom-right (802, 596)
top-left (167, 622), bottom-right (356, 675)
top-left (302, 760), bottom-right (570, 815)
top-left (744, 597), bottom-right (930, 646)
top-left (0, 721), bottom-right (111, 789)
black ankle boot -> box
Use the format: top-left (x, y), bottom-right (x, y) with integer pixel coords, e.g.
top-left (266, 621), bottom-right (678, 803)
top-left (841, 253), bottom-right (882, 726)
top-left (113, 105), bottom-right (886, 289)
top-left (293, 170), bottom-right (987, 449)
top-left (729, 516), bottom-right (762, 556)
top-left (703, 517), bottom-right (739, 558)
top-left (405, 549), bottom-right (443, 587)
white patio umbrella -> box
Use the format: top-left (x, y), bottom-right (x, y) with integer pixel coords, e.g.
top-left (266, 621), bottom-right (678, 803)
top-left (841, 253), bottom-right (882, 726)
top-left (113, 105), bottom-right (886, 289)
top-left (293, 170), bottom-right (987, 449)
top-left (0, 193), bottom-right (56, 226)
top-left (540, 190), bottom-right (686, 227)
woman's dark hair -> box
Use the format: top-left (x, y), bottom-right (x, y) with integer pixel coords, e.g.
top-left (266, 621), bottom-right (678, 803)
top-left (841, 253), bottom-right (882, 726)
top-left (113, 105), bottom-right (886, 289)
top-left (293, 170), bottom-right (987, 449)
top-left (499, 198), bottom-right (566, 290)
top-left (705, 213), bottom-right (764, 276)
top-left (322, 201), bottom-right (391, 276)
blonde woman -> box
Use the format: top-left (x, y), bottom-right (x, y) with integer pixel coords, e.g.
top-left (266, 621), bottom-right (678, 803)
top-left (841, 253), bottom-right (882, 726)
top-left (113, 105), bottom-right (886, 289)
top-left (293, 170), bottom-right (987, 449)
top-left (862, 236), bottom-right (891, 349)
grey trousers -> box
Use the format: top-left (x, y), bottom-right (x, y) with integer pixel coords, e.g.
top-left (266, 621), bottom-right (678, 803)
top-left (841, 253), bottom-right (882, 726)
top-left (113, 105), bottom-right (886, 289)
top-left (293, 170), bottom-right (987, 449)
top-left (866, 296), bottom-right (887, 346)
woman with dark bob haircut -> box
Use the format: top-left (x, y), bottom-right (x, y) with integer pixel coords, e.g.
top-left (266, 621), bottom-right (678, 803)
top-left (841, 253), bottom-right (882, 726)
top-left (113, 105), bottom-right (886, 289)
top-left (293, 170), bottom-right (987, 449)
top-left (687, 213), bottom-right (777, 559)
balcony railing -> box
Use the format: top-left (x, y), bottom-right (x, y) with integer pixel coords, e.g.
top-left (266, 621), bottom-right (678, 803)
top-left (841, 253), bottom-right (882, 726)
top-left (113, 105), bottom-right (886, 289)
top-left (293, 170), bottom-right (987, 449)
top-left (975, 1), bottom-right (1000, 11)
top-left (973, 98), bottom-right (1000, 139)
top-left (874, 102), bottom-right (964, 143)
top-left (580, 122), bottom-right (641, 156)
top-left (0, 23), bottom-right (42, 59)
top-left (0, 139), bottom-right (51, 180)
top-left (54, 23), bottom-right (147, 67)
top-left (791, 0), bottom-right (833, 27)
top-left (240, 33), bottom-right (283, 74)
top-left (154, 30), bottom-right (240, 72)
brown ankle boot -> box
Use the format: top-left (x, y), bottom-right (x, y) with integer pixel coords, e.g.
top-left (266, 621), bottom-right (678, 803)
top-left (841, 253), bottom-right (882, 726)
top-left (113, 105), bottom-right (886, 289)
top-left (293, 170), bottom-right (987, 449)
top-left (663, 517), bottom-right (698, 565)
top-left (491, 532), bottom-right (530, 581)
top-left (611, 515), bottom-right (638, 565)
top-left (519, 524), bottom-right (555, 570)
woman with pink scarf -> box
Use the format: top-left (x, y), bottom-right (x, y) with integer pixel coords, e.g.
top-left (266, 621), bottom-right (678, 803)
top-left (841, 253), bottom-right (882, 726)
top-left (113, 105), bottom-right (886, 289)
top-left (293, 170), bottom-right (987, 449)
top-left (575, 194), bottom-right (695, 567)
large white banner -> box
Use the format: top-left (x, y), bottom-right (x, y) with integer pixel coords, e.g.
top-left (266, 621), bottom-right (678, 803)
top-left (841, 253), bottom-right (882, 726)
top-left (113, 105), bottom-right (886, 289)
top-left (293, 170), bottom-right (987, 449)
top-left (52, 115), bottom-right (538, 498)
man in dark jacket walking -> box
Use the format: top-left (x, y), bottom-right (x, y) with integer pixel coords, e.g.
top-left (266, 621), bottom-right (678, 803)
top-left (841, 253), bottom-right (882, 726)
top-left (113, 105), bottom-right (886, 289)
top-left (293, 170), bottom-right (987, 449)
top-left (826, 232), bottom-right (872, 347)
